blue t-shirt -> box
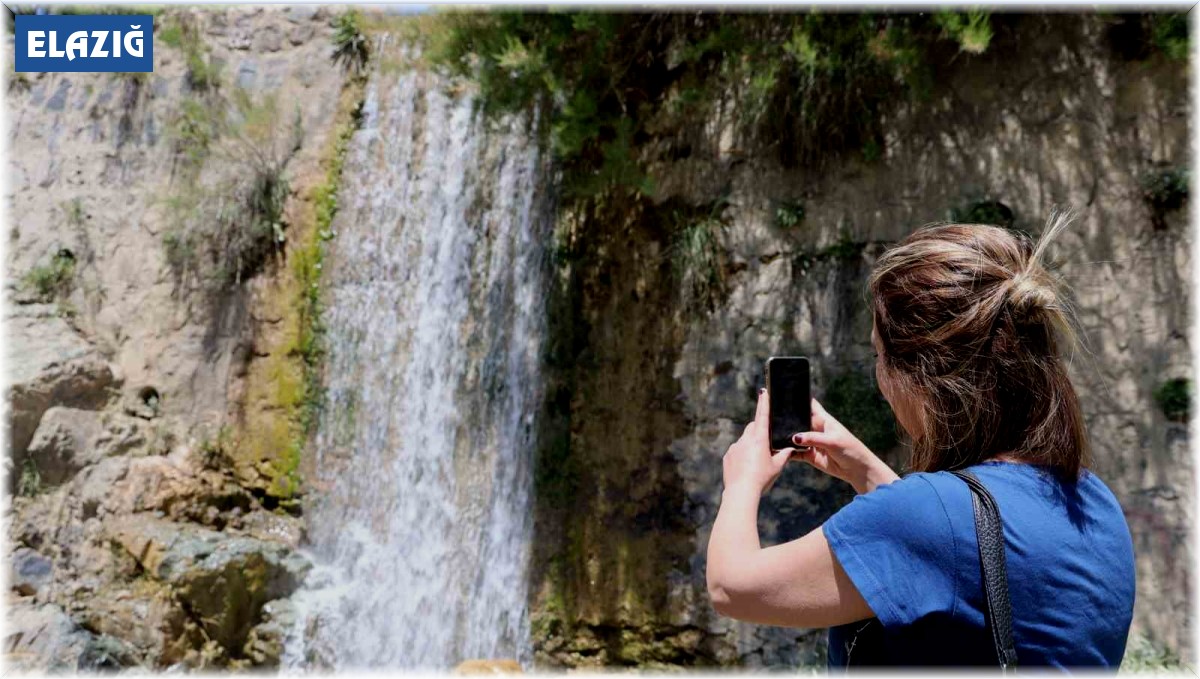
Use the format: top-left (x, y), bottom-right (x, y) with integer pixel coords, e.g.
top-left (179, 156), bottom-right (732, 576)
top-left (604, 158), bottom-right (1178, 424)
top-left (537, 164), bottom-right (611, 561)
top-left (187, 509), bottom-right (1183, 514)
top-left (823, 461), bottom-right (1135, 668)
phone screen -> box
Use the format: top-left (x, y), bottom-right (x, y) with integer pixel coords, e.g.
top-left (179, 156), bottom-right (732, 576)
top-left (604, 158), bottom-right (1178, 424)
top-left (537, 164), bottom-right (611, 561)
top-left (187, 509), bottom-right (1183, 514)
top-left (767, 357), bottom-right (811, 450)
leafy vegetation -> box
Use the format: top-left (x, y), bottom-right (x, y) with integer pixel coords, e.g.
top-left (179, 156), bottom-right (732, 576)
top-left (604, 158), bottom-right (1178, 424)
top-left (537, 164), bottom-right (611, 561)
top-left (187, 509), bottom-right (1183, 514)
top-left (163, 89), bottom-right (302, 292)
top-left (18, 458), bottom-right (41, 497)
top-left (1150, 13), bottom-right (1188, 61)
top-left (159, 13), bottom-right (221, 92)
top-left (1154, 378), bottom-right (1189, 423)
top-left (428, 11), bottom-right (994, 201)
top-left (775, 200), bottom-right (806, 230)
top-left (332, 10), bottom-right (371, 76)
top-left (1120, 634), bottom-right (1187, 672)
top-left (670, 201), bottom-right (728, 313)
top-left (822, 369), bottom-right (898, 453)
top-left (1142, 166), bottom-right (1188, 230)
top-left (23, 250), bottom-right (76, 302)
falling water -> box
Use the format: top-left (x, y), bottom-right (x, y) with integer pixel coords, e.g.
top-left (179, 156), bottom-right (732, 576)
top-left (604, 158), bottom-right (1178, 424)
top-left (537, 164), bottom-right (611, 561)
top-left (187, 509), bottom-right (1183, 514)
top-left (283, 41), bottom-right (554, 670)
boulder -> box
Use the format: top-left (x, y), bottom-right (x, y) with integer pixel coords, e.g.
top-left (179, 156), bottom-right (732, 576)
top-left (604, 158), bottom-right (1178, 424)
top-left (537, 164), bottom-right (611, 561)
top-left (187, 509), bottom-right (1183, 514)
top-left (243, 598), bottom-right (298, 667)
top-left (24, 407), bottom-right (105, 487)
top-left (108, 515), bottom-right (311, 655)
top-left (4, 598), bottom-right (137, 672)
top-left (104, 455), bottom-right (255, 524)
top-left (77, 579), bottom-right (200, 668)
top-left (235, 509), bottom-right (305, 548)
top-left (10, 547), bottom-right (54, 596)
top-left (6, 305), bottom-right (118, 465)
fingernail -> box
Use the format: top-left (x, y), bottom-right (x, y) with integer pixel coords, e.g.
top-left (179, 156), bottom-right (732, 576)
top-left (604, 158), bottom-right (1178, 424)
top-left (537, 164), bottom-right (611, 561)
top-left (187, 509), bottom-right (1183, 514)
top-left (792, 433), bottom-right (804, 444)
top-left (759, 388), bottom-right (767, 395)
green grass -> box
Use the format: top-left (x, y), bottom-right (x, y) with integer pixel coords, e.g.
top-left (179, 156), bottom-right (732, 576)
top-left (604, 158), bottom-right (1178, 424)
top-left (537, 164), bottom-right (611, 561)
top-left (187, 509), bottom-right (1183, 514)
top-left (23, 250), bottom-right (76, 302)
top-left (670, 200), bottom-right (729, 313)
top-left (158, 13), bottom-right (221, 92)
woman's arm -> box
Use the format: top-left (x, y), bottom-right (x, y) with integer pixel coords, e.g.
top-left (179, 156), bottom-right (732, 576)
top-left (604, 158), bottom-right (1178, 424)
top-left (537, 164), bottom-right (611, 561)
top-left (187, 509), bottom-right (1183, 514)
top-left (705, 390), bottom-right (880, 628)
top-left (708, 484), bottom-right (874, 627)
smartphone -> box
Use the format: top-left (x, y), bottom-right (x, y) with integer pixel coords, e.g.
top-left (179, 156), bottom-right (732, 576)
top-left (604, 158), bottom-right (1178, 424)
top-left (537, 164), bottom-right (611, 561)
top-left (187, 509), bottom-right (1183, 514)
top-left (766, 356), bottom-right (811, 451)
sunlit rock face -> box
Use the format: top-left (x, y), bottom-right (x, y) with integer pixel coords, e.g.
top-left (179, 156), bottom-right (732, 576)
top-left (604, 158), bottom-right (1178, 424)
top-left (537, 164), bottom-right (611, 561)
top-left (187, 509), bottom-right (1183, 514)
top-left (283, 40), bottom-right (555, 670)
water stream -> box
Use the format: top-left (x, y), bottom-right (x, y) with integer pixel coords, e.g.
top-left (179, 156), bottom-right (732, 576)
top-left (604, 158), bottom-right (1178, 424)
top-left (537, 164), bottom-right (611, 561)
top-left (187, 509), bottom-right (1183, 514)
top-left (282, 41), bottom-right (554, 670)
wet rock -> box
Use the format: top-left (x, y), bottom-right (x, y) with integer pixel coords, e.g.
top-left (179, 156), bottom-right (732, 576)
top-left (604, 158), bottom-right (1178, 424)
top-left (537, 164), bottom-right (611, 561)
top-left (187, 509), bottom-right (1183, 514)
top-left (235, 509), bottom-right (304, 548)
top-left (4, 598), bottom-right (138, 672)
top-left (108, 515), bottom-right (311, 654)
top-left (78, 579), bottom-right (200, 667)
top-left (243, 598), bottom-right (298, 667)
top-left (11, 547), bottom-right (54, 596)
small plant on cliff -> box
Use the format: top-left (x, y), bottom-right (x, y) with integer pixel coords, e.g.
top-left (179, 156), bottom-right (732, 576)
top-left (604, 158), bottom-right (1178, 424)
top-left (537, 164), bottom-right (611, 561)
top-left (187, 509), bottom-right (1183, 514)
top-left (1154, 377), bottom-right (1189, 423)
top-left (822, 369), bottom-right (897, 453)
top-left (933, 10), bottom-right (993, 54)
top-left (775, 200), bottom-right (806, 229)
top-left (670, 199), bottom-right (729, 313)
top-left (1150, 13), bottom-right (1188, 61)
top-left (332, 10), bottom-right (370, 76)
top-left (162, 89), bottom-right (301, 291)
top-left (430, 11), bottom-right (995, 202)
top-left (23, 249), bottom-right (76, 302)
top-left (160, 13), bottom-right (221, 92)
top-left (18, 458), bottom-right (41, 497)
top-left (1142, 166), bottom-right (1188, 230)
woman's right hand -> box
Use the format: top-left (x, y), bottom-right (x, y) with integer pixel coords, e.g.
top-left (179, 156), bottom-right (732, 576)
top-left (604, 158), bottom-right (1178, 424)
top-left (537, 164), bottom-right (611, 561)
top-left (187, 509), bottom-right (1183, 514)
top-left (790, 399), bottom-right (899, 494)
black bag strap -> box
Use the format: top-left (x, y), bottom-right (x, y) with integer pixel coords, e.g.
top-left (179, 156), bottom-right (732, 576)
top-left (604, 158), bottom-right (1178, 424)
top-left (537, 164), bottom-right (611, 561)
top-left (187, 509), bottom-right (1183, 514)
top-left (950, 470), bottom-right (1019, 672)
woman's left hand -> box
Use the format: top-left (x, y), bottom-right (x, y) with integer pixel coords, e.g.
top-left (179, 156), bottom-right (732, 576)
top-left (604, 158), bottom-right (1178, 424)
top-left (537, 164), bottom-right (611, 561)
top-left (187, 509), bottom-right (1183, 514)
top-left (722, 389), bottom-right (795, 496)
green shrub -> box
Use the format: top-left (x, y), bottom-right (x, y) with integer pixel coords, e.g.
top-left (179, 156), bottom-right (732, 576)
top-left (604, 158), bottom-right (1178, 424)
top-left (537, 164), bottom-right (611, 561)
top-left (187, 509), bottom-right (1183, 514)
top-left (428, 11), bottom-right (994, 202)
top-left (823, 232), bottom-right (865, 261)
top-left (23, 250), bottom-right (76, 302)
top-left (822, 370), bottom-right (897, 453)
top-left (934, 10), bottom-right (993, 54)
top-left (332, 10), bottom-right (371, 75)
top-left (670, 201), bottom-right (728, 313)
top-left (1143, 167), bottom-right (1189, 231)
top-left (170, 97), bottom-right (222, 168)
top-left (1143, 167), bottom-right (1188, 211)
top-left (1154, 378), bottom-right (1189, 423)
top-left (775, 201), bottom-right (806, 229)
top-left (1150, 13), bottom-right (1188, 61)
top-left (159, 13), bottom-right (221, 92)
top-left (162, 90), bottom-right (301, 291)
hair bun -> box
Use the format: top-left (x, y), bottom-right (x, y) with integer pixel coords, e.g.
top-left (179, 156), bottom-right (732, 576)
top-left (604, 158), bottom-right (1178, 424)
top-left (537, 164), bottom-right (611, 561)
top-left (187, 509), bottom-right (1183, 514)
top-left (1007, 272), bottom-right (1056, 320)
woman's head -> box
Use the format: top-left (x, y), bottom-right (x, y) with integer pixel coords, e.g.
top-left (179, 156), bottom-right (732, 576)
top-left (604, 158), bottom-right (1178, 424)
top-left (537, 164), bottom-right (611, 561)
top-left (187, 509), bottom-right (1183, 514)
top-left (868, 213), bottom-right (1088, 478)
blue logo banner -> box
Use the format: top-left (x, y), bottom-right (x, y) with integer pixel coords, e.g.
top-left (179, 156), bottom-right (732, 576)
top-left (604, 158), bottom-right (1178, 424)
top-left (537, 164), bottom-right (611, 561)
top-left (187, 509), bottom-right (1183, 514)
top-left (15, 14), bottom-right (154, 73)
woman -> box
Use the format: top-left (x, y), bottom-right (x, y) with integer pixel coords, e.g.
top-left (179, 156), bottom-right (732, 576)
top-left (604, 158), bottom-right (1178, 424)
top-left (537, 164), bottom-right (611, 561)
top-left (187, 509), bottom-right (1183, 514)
top-left (706, 215), bottom-right (1136, 668)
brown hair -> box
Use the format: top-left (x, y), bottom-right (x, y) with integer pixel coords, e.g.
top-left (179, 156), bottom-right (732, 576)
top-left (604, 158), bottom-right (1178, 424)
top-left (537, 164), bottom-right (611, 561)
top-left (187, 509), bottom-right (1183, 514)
top-left (868, 213), bottom-right (1089, 479)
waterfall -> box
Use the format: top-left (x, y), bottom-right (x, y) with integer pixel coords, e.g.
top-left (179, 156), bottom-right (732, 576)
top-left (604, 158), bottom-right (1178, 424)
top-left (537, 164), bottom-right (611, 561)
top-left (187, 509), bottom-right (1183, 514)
top-left (283, 42), bottom-right (554, 670)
